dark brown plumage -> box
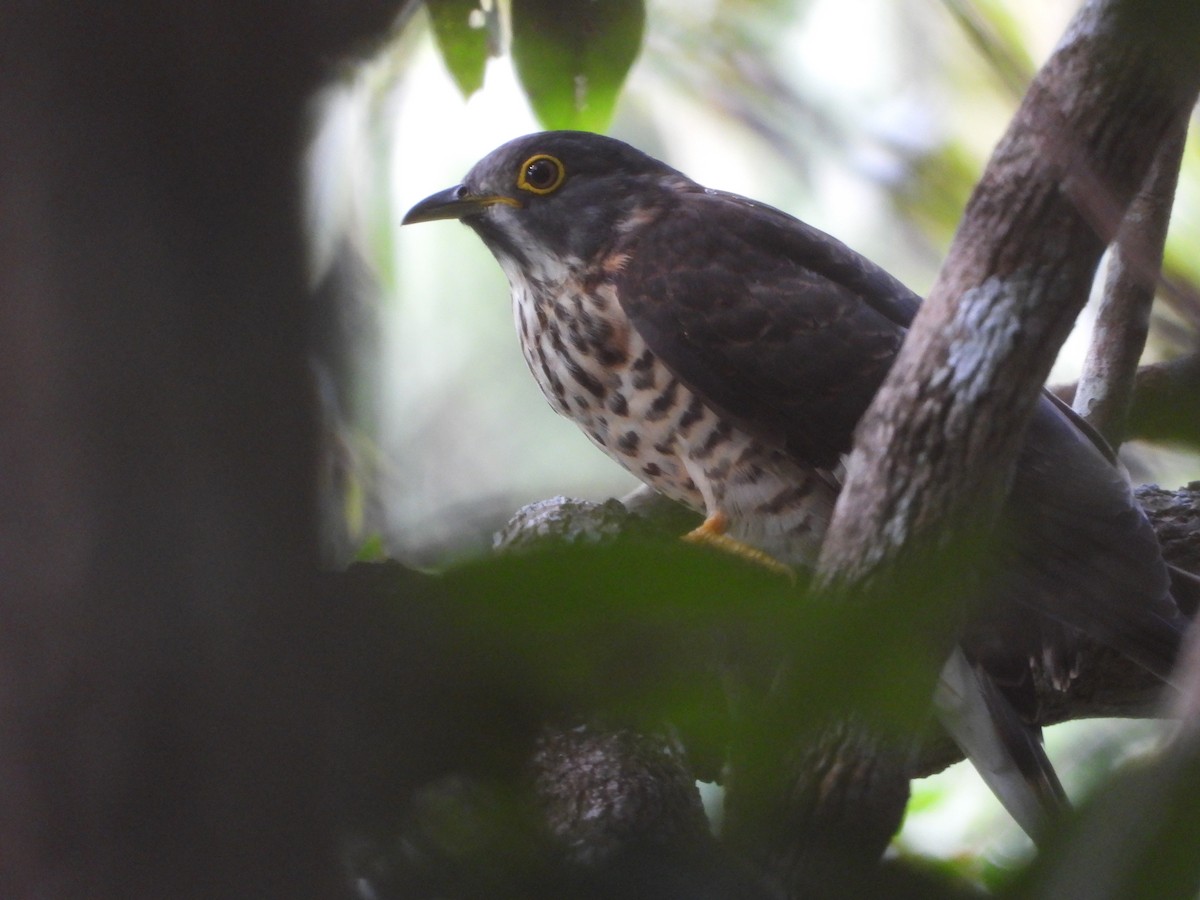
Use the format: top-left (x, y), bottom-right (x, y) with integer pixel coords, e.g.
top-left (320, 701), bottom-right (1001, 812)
top-left (403, 130), bottom-right (1185, 837)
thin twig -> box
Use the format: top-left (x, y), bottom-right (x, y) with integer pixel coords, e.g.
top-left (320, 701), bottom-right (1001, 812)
top-left (1074, 116), bottom-right (1190, 447)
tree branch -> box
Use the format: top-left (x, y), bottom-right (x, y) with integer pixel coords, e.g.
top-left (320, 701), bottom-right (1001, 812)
top-left (530, 724), bottom-right (730, 874)
top-left (1074, 117), bottom-right (1190, 446)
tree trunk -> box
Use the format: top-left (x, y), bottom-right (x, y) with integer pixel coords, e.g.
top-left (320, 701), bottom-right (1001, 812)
top-left (0, 4), bottom-right (400, 896)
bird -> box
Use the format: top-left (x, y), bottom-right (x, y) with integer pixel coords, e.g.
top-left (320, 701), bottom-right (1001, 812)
top-left (402, 130), bottom-right (1187, 839)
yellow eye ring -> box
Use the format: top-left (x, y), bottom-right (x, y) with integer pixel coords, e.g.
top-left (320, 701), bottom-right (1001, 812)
top-left (517, 154), bottom-right (566, 195)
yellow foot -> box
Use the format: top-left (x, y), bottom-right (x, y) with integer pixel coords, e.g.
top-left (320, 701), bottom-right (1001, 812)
top-left (682, 512), bottom-right (795, 581)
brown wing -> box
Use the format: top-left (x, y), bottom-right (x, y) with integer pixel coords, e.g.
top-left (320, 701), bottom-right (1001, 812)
top-left (614, 186), bottom-right (1183, 680)
top-left (614, 189), bottom-right (917, 470)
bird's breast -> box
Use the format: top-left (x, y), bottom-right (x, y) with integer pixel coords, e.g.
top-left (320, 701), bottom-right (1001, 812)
top-left (512, 274), bottom-right (701, 505)
top-left (509, 273), bottom-right (838, 565)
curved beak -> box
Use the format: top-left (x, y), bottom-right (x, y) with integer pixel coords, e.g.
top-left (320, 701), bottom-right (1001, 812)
top-left (401, 185), bottom-right (520, 225)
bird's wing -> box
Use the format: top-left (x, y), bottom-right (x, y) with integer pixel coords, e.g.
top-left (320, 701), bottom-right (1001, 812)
top-left (614, 189), bottom-right (917, 470)
top-left (988, 402), bottom-right (1183, 685)
top-left (615, 187), bottom-right (1184, 680)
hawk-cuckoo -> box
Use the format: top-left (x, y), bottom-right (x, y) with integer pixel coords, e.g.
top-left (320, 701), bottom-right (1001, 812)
top-left (403, 130), bottom-right (1186, 838)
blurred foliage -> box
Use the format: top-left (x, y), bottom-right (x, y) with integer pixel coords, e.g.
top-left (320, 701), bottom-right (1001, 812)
top-left (348, 533), bottom-right (1200, 894)
top-left (442, 536), bottom-right (956, 740)
top-left (1008, 744), bottom-right (1200, 899)
top-left (896, 140), bottom-right (988, 249)
top-left (939, 0), bottom-right (1034, 96)
top-left (343, 536), bottom-right (988, 894)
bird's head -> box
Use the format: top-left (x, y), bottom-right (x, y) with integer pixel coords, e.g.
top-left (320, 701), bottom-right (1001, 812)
top-left (402, 131), bottom-right (686, 280)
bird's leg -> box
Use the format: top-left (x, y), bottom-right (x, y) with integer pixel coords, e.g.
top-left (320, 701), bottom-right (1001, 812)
top-left (682, 511), bottom-right (795, 580)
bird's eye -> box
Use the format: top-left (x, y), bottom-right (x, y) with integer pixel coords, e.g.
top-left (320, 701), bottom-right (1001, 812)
top-left (517, 154), bottom-right (566, 195)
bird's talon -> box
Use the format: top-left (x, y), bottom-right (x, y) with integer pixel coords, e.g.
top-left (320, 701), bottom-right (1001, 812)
top-left (683, 515), bottom-right (795, 581)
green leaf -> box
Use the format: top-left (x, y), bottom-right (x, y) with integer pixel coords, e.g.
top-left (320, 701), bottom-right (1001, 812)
top-left (510, 0), bottom-right (645, 131)
top-left (426, 0), bottom-right (491, 98)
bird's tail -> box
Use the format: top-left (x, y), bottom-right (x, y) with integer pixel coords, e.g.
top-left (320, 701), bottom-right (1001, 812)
top-left (934, 647), bottom-right (1068, 843)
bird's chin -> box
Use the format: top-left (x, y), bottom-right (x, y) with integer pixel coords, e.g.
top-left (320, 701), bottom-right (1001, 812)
top-left (467, 217), bottom-right (529, 272)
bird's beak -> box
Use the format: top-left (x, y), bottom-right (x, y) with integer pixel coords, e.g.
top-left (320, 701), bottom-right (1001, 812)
top-left (401, 185), bottom-right (520, 225)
